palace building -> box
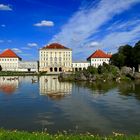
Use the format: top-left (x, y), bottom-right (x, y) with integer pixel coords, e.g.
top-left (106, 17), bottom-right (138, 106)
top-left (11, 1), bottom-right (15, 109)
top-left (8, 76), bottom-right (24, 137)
top-left (39, 43), bottom-right (72, 72)
top-left (0, 44), bottom-right (112, 72)
top-left (87, 49), bottom-right (112, 68)
top-left (0, 49), bottom-right (38, 72)
top-left (0, 49), bottom-right (21, 71)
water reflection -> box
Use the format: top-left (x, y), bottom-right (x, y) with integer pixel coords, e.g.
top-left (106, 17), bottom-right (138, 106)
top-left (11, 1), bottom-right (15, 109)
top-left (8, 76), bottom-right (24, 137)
top-left (0, 76), bottom-right (140, 135)
top-left (39, 76), bottom-right (72, 100)
top-left (76, 81), bottom-right (140, 99)
top-left (0, 77), bottom-right (19, 94)
top-left (76, 81), bottom-right (117, 94)
top-left (118, 81), bottom-right (140, 100)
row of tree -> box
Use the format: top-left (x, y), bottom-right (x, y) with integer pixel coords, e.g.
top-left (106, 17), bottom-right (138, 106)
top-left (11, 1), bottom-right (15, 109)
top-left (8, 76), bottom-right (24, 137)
top-left (110, 40), bottom-right (140, 70)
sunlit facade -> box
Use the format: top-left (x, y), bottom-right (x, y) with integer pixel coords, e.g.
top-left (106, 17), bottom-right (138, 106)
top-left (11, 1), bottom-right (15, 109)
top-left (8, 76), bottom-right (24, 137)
top-left (87, 50), bottom-right (112, 68)
top-left (0, 49), bottom-right (21, 71)
top-left (72, 61), bottom-right (90, 71)
top-left (39, 43), bottom-right (72, 72)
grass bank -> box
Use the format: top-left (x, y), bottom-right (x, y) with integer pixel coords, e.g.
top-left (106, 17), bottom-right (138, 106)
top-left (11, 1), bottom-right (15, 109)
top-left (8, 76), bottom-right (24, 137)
top-left (0, 129), bottom-right (140, 140)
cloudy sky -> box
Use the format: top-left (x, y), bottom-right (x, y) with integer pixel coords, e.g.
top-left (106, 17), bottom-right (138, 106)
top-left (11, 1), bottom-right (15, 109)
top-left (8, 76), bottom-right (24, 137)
top-left (0, 0), bottom-right (140, 60)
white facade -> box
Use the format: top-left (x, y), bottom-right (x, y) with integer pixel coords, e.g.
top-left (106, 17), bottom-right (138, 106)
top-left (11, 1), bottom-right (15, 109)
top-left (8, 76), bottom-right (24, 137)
top-left (39, 44), bottom-right (72, 72)
top-left (89, 58), bottom-right (110, 68)
top-left (72, 61), bottom-right (90, 71)
top-left (18, 61), bottom-right (38, 72)
top-left (0, 58), bottom-right (20, 71)
top-left (87, 50), bottom-right (112, 68)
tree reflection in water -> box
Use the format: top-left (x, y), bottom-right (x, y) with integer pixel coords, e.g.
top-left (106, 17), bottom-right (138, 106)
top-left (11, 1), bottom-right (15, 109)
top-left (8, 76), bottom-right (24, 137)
top-left (75, 80), bottom-right (140, 99)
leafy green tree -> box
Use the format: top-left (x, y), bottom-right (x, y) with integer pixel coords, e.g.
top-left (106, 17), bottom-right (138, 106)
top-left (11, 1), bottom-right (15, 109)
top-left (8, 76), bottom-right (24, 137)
top-left (118, 45), bottom-right (133, 67)
top-left (110, 53), bottom-right (125, 68)
top-left (133, 41), bottom-right (140, 70)
top-left (111, 40), bottom-right (140, 70)
top-left (87, 66), bottom-right (98, 74)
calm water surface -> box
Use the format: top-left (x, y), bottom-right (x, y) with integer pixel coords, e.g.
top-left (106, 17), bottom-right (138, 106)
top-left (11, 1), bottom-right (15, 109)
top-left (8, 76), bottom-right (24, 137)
top-left (0, 76), bottom-right (140, 135)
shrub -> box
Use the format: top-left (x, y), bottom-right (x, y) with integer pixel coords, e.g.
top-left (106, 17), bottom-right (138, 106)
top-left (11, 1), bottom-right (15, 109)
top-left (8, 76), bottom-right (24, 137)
top-left (87, 66), bottom-right (98, 74)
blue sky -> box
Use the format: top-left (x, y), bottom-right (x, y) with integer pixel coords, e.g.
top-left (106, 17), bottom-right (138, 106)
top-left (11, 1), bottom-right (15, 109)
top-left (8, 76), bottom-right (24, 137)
top-left (0, 0), bottom-right (140, 60)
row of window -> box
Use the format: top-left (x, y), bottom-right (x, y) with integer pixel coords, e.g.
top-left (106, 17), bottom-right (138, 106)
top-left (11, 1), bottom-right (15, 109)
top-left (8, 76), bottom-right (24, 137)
top-left (41, 62), bottom-right (71, 67)
top-left (92, 59), bottom-right (109, 62)
top-left (73, 64), bottom-right (90, 67)
top-left (41, 51), bottom-right (71, 54)
top-left (0, 58), bottom-right (18, 61)
top-left (41, 57), bottom-right (71, 61)
top-left (40, 55), bottom-right (71, 58)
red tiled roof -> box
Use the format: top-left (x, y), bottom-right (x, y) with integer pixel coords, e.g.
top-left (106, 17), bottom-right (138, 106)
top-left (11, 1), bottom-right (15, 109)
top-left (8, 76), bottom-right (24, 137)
top-left (42, 43), bottom-right (70, 49)
top-left (0, 49), bottom-right (21, 59)
top-left (87, 50), bottom-right (112, 60)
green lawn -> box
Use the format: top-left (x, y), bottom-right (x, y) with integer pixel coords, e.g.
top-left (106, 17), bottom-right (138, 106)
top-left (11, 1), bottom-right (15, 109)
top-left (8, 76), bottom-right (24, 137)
top-left (0, 129), bottom-right (140, 140)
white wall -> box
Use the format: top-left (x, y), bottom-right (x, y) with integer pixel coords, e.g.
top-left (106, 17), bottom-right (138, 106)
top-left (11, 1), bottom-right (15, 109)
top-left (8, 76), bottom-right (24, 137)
top-left (39, 49), bottom-right (72, 72)
top-left (72, 61), bottom-right (90, 71)
top-left (90, 58), bottom-right (110, 68)
top-left (0, 58), bottom-right (19, 71)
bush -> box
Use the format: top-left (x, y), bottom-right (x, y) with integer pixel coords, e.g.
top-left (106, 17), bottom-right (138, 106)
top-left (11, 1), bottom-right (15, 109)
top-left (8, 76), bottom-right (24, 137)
top-left (87, 66), bottom-right (98, 74)
top-left (97, 63), bottom-right (120, 76)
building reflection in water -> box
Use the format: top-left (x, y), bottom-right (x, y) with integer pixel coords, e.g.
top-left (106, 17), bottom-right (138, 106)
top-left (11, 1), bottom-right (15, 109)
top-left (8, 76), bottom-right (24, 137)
top-left (39, 76), bottom-right (72, 100)
top-left (0, 77), bottom-right (19, 94)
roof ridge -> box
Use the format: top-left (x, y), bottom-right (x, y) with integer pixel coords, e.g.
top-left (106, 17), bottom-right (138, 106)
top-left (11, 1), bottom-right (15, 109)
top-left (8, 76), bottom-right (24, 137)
top-left (42, 43), bottom-right (70, 49)
top-left (0, 49), bottom-right (21, 59)
top-left (87, 49), bottom-right (112, 60)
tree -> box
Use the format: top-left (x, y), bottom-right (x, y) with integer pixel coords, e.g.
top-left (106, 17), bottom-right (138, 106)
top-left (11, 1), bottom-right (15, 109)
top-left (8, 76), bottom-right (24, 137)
top-left (118, 45), bottom-right (133, 67)
top-left (133, 41), bottom-right (140, 70)
top-left (110, 53), bottom-right (125, 68)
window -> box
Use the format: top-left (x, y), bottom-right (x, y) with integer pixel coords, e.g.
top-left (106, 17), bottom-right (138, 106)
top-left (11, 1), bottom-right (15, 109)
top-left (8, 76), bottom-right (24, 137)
top-left (54, 57), bottom-right (57, 61)
top-left (50, 57), bottom-right (53, 61)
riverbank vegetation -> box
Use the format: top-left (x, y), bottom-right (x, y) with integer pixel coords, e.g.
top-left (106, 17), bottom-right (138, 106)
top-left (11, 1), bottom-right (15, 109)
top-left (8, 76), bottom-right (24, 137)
top-left (59, 62), bottom-right (140, 82)
top-left (59, 40), bottom-right (140, 82)
top-left (0, 129), bottom-right (140, 140)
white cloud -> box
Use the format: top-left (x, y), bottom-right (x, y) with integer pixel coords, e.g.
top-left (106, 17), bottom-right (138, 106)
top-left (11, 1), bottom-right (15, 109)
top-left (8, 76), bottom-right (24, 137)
top-left (12, 48), bottom-right (22, 53)
top-left (34, 20), bottom-right (54, 27)
top-left (27, 43), bottom-right (38, 47)
top-left (0, 4), bottom-right (12, 11)
top-left (100, 22), bottom-right (140, 52)
top-left (87, 41), bottom-right (100, 48)
top-left (49, 0), bottom-right (140, 59)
